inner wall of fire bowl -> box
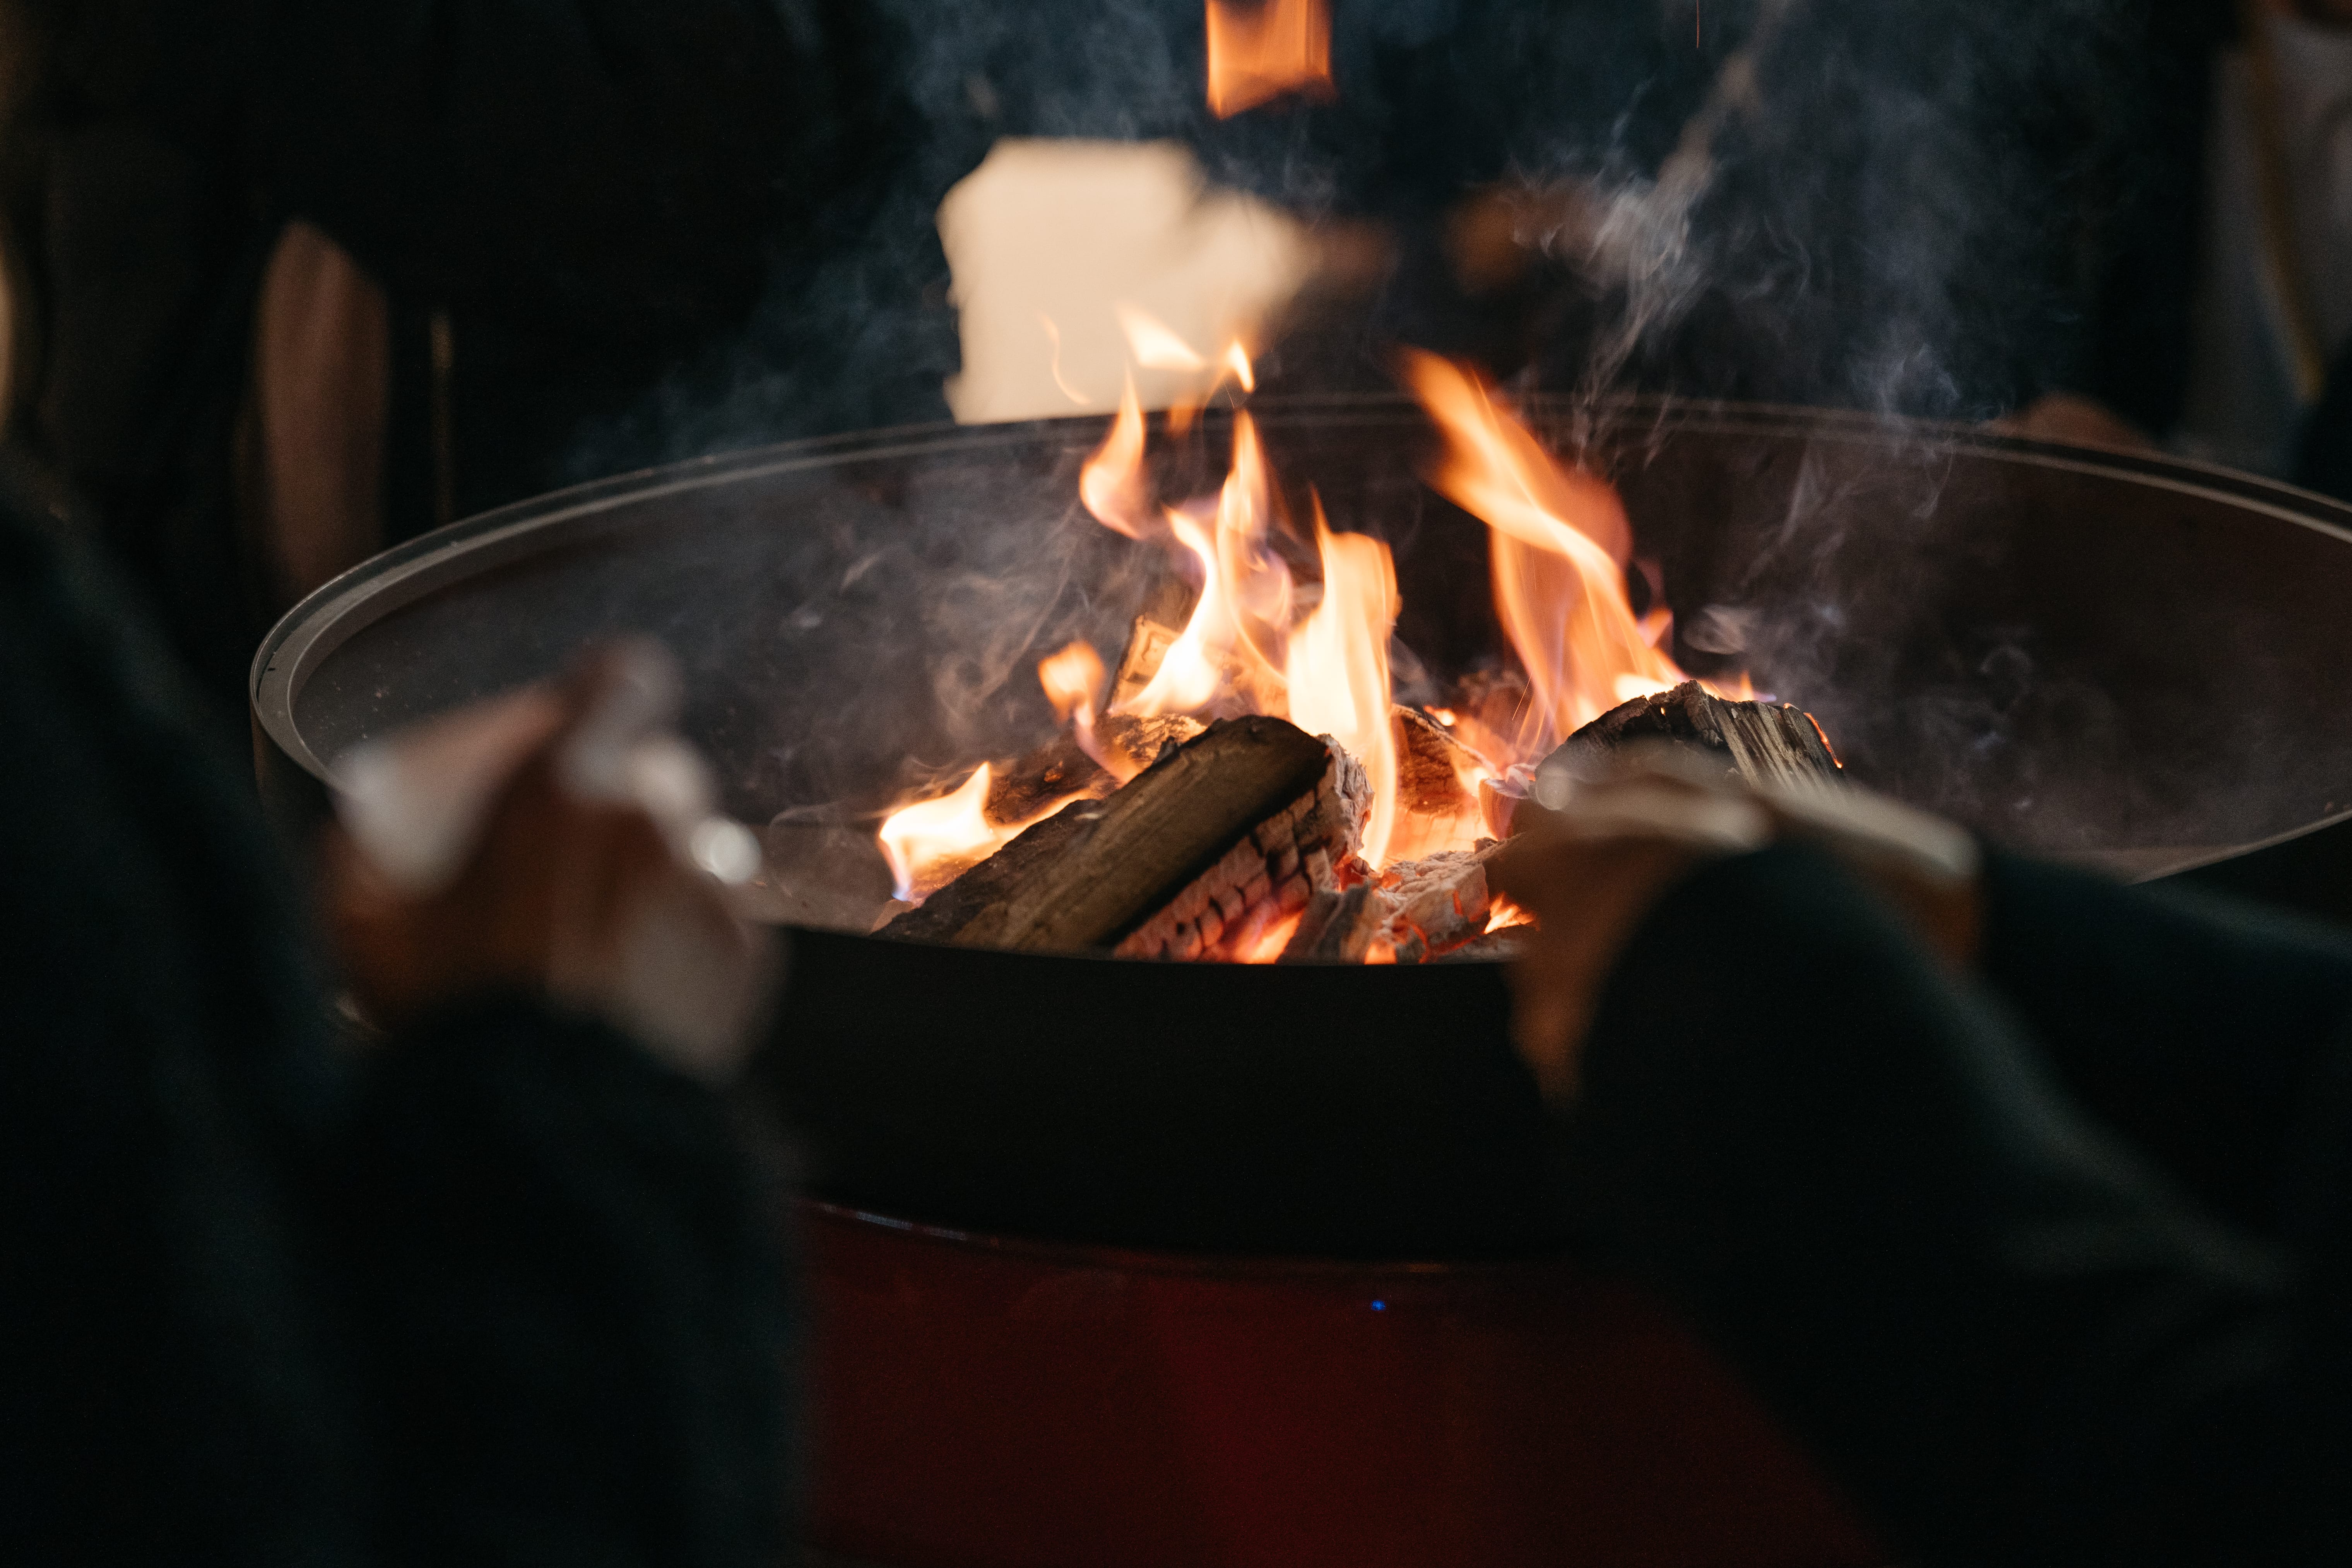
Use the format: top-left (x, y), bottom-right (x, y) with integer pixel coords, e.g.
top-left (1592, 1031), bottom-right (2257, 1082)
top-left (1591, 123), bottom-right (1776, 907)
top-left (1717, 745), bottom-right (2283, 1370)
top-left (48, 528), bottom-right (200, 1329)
top-left (288, 404), bottom-right (2352, 924)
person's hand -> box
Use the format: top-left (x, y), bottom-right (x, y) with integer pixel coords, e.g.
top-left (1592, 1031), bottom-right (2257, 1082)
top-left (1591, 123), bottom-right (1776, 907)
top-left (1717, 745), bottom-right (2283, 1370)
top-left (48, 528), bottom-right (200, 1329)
top-left (1491, 748), bottom-right (1983, 1104)
top-left (323, 642), bottom-right (776, 1080)
top-left (1488, 755), bottom-right (1774, 1102)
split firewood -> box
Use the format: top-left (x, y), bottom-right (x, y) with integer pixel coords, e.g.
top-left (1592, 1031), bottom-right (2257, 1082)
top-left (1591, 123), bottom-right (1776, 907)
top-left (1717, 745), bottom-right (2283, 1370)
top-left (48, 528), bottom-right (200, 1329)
top-left (987, 734), bottom-right (1116, 824)
top-left (1435, 924), bottom-right (1533, 963)
top-left (878, 799), bottom-right (1102, 945)
top-left (1278, 882), bottom-right (1379, 963)
top-left (1370, 844), bottom-right (1498, 964)
top-left (1536, 680), bottom-right (1841, 800)
top-left (984, 706), bottom-right (1208, 829)
top-left (1112, 740), bottom-right (1369, 960)
top-left (1099, 712), bottom-right (1206, 775)
top-left (1390, 706), bottom-right (1489, 861)
top-left (882, 715), bottom-right (1364, 956)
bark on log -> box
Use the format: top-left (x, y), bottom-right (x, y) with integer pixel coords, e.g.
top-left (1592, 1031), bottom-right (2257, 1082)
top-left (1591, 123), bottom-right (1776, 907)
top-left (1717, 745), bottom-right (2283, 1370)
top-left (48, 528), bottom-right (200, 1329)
top-left (1372, 845), bottom-right (1496, 964)
top-left (1538, 680), bottom-right (1840, 795)
top-left (888, 716), bottom-right (1361, 956)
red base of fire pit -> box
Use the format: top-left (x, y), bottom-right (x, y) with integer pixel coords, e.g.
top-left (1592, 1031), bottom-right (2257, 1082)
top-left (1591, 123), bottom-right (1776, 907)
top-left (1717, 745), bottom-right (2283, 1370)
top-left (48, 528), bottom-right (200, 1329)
top-left (802, 1200), bottom-right (1884, 1568)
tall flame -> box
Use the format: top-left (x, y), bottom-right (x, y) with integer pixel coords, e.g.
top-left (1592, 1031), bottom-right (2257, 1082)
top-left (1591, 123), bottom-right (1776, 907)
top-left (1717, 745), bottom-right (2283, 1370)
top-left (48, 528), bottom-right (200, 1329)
top-left (1402, 350), bottom-right (1687, 752)
top-left (1122, 409), bottom-right (1292, 717)
top-left (1284, 496), bottom-right (1401, 866)
top-left (1206, 0), bottom-right (1335, 118)
top-left (1081, 371), bottom-right (1153, 539)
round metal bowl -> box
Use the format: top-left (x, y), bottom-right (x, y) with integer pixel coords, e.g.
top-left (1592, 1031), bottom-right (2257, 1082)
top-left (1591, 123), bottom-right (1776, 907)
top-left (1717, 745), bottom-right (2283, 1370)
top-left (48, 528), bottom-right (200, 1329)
top-left (254, 395), bottom-right (2352, 1255)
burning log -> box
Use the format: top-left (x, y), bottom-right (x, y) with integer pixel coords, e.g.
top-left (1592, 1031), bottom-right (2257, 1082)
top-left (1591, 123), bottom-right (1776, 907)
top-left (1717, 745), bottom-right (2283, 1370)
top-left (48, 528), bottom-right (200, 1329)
top-left (883, 716), bottom-right (1365, 956)
top-left (1541, 680), bottom-right (1840, 793)
top-left (1481, 681), bottom-right (1844, 836)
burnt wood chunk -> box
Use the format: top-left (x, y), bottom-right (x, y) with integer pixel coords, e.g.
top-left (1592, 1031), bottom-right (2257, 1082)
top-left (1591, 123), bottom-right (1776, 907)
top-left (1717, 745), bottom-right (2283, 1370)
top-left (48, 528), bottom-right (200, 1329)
top-left (879, 800), bottom-right (1103, 944)
top-left (1373, 846), bottom-right (1495, 964)
top-left (1538, 680), bottom-right (1840, 794)
top-left (941, 715), bottom-right (1344, 954)
top-left (1278, 884), bottom-right (1377, 964)
top-left (987, 734), bottom-right (1116, 824)
top-left (1110, 616), bottom-right (1184, 708)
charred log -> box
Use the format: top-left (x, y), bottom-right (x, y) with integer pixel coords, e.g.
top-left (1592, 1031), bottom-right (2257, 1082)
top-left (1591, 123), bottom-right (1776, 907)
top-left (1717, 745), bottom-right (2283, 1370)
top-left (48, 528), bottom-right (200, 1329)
top-left (882, 716), bottom-right (1363, 956)
top-left (1538, 680), bottom-right (1840, 795)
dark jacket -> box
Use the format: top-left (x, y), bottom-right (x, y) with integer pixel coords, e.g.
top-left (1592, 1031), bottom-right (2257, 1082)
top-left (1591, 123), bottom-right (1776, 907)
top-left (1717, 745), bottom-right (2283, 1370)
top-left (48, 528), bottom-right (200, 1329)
top-left (1570, 841), bottom-right (2352, 1564)
top-left (0, 0), bottom-right (960, 718)
top-left (0, 445), bottom-right (796, 1566)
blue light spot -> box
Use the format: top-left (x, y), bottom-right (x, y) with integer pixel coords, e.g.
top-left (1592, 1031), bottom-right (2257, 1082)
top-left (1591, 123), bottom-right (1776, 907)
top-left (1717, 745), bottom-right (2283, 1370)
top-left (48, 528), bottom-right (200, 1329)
top-left (1370, 1299), bottom-right (1386, 1312)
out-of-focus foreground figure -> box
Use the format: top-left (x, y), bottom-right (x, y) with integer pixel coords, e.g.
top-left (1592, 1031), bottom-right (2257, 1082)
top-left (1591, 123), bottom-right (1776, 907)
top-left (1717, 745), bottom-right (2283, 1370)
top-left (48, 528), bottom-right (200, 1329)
top-left (0, 445), bottom-right (793, 1568)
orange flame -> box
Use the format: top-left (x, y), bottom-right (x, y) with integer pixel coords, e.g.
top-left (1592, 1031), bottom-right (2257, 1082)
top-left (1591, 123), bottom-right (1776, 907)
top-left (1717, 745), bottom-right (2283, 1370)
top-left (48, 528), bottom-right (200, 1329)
top-left (1284, 495), bottom-right (1400, 866)
top-left (877, 761), bottom-right (1091, 903)
top-left (1038, 637), bottom-right (1108, 766)
top-left (1119, 410), bottom-right (1293, 717)
top-left (1403, 350), bottom-right (1689, 753)
top-left (1081, 372), bottom-right (1153, 539)
top-left (1038, 639), bottom-right (1106, 726)
top-left (1206, 0), bottom-right (1335, 118)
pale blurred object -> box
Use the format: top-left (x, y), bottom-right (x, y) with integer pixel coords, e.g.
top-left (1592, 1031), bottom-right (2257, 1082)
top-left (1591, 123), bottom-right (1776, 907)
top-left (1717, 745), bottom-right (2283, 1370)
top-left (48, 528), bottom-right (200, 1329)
top-left (2177, 4), bottom-right (2352, 473)
top-left (251, 221), bottom-right (390, 602)
top-left (329, 641), bottom-right (776, 1081)
top-left (938, 140), bottom-right (1311, 422)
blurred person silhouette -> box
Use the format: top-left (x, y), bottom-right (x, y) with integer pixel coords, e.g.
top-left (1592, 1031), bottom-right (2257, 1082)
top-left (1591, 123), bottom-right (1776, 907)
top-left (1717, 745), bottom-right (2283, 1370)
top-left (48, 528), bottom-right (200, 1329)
top-left (0, 0), bottom-right (957, 727)
top-left (1493, 747), bottom-right (2352, 1565)
top-left (0, 442), bottom-right (793, 1567)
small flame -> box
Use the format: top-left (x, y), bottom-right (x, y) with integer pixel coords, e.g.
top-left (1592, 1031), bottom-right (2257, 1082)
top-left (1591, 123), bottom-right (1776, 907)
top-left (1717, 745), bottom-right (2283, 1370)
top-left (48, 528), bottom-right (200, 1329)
top-left (1206, 0), bottom-right (1336, 118)
top-left (878, 761), bottom-right (1091, 904)
top-left (1223, 339), bottom-right (1256, 392)
top-left (1285, 495), bottom-right (1401, 867)
top-left (1403, 350), bottom-right (1692, 753)
top-left (1038, 638), bottom-right (1108, 764)
top-left (1081, 372), bottom-right (1153, 539)
top-left (1116, 303), bottom-right (1209, 371)
top-left (878, 764), bottom-right (999, 903)
top-left (1039, 639), bottom-right (1106, 727)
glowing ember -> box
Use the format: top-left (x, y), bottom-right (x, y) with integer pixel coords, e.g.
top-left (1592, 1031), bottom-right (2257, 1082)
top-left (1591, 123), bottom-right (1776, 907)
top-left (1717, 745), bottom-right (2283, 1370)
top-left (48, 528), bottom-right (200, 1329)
top-left (1206, 0), bottom-right (1336, 118)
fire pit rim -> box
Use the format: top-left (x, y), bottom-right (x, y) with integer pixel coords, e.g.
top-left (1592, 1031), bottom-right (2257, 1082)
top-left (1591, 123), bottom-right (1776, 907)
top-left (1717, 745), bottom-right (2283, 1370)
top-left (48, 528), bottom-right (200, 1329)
top-left (250, 393), bottom-right (2352, 791)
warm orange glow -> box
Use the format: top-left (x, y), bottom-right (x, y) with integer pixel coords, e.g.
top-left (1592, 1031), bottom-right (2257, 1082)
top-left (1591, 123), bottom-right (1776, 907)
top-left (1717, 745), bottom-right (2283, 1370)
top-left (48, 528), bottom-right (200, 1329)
top-left (1119, 411), bottom-right (1292, 717)
top-left (1403, 350), bottom-right (1694, 753)
top-left (1285, 496), bottom-right (1401, 866)
top-left (1037, 638), bottom-right (1108, 772)
top-left (1222, 339), bottom-right (1256, 392)
top-left (1228, 903), bottom-right (1305, 963)
top-left (1039, 640), bottom-right (1106, 725)
top-left (1081, 372), bottom-right (1153, 539)
top-left (877, 762), bottom-right (1091, 903)
top-left (1206, 0), bottom-right (1334, 118)
top-left (878, 764), bottom-right (999, 903)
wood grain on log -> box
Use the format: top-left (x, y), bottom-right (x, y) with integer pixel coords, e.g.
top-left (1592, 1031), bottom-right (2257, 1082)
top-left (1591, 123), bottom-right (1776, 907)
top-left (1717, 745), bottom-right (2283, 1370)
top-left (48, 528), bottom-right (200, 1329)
top-left (1538, 680), bottom-right (1840, 795)
top-left (901, 716), bottom-right (1353, 955)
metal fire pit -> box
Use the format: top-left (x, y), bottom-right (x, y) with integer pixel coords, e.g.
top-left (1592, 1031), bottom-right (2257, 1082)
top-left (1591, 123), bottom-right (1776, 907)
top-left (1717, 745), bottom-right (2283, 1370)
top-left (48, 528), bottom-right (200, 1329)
top-left (255, 398), bottom-right (2352, 1567)
top-left (255, 394), bottom-right (2352, 1255)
